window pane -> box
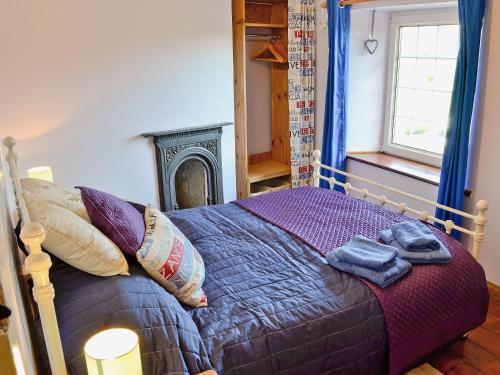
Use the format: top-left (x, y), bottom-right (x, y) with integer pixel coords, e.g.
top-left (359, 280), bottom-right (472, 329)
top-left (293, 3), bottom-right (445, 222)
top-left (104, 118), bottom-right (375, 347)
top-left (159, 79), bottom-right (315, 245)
top-left (393, 92), bottom-right (450, 154)
top-left (412, 89), bottom-right (430, 119)
top-left (414, 58), bottom-right (436, 90)
top-left (417, 26), bottom-right (438, 57)
top-left (397, 58), bottom-right (416, 87)
top-left (393, 118), bottom-right (443, 154)
top-left (390, 22), bottom-right (458, 157)
top-left (399, 27), bottom-right (418, 57)
top-left (392, 116), bottom-right (414, 145)
top-left (436, 25), bottom-right (459, 58)
top-left (394, 88), bottom-right (416, 118)
top-left (417, 90), bottom-right (440, 122)
top-left (433, 59), bottom-right (456, 91)
top-left (393, 117), bottom-right (430, 149)
top-left (429, 91), bottom-right (452, 124)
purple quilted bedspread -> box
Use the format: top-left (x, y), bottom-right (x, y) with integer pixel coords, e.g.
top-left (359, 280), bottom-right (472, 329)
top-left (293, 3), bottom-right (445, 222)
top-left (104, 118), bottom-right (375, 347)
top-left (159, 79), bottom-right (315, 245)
top-left (236, 186), bottom-right (489, 375)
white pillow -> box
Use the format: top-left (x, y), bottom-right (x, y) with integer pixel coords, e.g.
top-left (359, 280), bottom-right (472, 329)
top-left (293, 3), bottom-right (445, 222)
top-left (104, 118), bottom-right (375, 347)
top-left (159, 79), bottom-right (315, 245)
top-left (137, 206), bottom-right (207, 307)
top-left (26, 200), bottom-right (129, 277)
top-left (21, 178), bottom-right (89, 221)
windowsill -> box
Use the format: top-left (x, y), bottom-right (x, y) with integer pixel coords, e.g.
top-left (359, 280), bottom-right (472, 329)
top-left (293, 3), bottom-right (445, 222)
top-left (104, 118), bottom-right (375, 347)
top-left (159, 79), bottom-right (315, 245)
top-left (346, 152), bottom-right (472, 196)
top-left (347, 152), bottom-right (440, 185)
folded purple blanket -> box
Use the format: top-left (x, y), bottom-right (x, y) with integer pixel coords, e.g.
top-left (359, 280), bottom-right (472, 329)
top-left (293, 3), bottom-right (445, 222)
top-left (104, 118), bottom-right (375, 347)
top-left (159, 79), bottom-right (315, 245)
top-left (236, 186), bottom-right (488, 375)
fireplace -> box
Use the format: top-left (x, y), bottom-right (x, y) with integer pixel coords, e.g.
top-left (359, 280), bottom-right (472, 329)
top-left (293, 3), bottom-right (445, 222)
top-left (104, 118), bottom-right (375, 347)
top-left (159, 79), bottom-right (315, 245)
top-left (142, 123), bottom-right (231, 211)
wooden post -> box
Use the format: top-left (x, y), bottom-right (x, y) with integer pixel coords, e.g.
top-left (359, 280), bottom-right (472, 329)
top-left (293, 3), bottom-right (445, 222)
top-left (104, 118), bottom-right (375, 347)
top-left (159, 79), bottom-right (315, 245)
top-left (312, 150), bottom-right (321, 188)
top-left (472, 200), bottom-right (489, 260)
top-left (20, 223), bottom-right (67, 375)
top-left (232, 0), bottom-right (249, 198)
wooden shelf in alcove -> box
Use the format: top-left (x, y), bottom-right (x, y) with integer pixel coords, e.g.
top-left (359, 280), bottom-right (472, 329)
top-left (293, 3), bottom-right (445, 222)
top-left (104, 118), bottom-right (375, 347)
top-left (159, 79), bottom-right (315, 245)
top-left (248, 160), bottom-right (290, 184)
top-left (245, 22), bottom-right (287, 29)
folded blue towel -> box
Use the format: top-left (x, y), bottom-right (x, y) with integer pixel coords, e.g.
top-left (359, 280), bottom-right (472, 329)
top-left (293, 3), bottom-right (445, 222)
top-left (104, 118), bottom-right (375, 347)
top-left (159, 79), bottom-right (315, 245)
top-left (335, 235), bottom-right (398, 271)
top-left (380, 230), bottom-right (452, 264)
top-left (326, 251), bottom-right (412, 288)
top-left (391, 221), bottom-right (441, 251)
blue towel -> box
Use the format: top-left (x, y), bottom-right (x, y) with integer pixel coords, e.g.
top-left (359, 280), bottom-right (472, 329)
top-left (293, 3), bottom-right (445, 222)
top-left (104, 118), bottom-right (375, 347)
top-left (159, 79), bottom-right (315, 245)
top-left (326, 251), bottom-right (412, 288)
top-left (391, 221), bottom-right (441, 251)
top-left (380, 230), bottom-right (452, 264)
top-left (335, 235), bottom-right (398, 271)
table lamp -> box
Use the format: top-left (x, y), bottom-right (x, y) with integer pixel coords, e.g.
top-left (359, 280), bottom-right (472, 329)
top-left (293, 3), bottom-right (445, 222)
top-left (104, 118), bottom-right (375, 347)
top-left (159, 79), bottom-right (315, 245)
top-left (84, 328), bottom-right (142, 375)
top-left (27, 166), bottom-right (53, 182)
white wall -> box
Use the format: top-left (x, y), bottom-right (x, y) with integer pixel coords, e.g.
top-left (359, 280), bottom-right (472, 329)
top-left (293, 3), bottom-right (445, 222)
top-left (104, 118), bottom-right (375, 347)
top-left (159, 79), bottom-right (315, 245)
top-left (464, 0), bottom-right (500, 285)
top-left (347, 159), bottom-right (439, 214)
top-left (0, 0), bottom-right (236, 207)
top-left (315, 2), bottom-right (329, 148)
top-left (315, 6), bottom-right (390, 151)
top-left (246, 40), bottom-right (272, 155)
top-left (314, 1), bottom-right (328, 150)
top-left (346, 9), bottom-right (390, 151)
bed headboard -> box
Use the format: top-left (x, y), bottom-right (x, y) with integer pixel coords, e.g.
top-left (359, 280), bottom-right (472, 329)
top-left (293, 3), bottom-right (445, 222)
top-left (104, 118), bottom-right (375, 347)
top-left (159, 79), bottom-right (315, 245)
top-left (1, 137), bottom-right (67, 375)
top-left (0, 140), bottom-right (37, 374)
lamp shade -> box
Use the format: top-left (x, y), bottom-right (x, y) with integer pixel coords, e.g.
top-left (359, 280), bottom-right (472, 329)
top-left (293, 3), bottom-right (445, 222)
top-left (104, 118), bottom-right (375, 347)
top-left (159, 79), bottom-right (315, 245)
top-left (27, 166), bottom-right (53, 182)
top-left (84, 328), bottom-right (142, 375)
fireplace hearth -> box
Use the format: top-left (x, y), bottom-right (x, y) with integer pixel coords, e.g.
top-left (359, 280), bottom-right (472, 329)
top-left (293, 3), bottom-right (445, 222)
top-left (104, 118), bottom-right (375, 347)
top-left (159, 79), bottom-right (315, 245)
top-left (142, 122), bottom-right (231, 211)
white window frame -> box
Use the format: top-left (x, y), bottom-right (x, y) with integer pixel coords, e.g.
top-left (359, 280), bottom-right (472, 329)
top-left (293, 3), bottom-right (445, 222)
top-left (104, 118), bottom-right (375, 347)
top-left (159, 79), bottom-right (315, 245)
top-left (383, 11), bottom-right (459, 167)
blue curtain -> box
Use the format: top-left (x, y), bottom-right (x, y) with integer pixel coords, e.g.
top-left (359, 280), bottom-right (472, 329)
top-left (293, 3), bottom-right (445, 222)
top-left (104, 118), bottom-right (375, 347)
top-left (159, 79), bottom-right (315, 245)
top-left (320, 1), bottom-right (350, 191)
top-left (435, 0), bottom-right (486, 238)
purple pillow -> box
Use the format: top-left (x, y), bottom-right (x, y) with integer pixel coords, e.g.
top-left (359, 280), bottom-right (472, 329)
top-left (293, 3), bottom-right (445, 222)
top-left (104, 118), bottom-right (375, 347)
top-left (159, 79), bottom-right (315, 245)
top-left (77, 186), bottom-right (145, 256)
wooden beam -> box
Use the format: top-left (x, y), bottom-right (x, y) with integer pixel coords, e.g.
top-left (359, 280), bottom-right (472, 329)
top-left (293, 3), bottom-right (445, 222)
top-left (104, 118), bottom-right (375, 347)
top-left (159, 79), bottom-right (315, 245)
top-left (324, 0), bottom-right (453, 9)
top-left (271, 62), bottom-right (290, 164)
top-left (340, 0), bottom-right (377, 6)
top-left (232, 0), bottom-right (249, 198)
top-left (321, 0), bottom-right (377, 8)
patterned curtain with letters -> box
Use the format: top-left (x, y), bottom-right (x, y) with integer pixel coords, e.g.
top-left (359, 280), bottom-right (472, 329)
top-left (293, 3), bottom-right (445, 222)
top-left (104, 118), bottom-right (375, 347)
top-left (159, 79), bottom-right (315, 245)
top-left (288, 0), bottom-right (316, 187)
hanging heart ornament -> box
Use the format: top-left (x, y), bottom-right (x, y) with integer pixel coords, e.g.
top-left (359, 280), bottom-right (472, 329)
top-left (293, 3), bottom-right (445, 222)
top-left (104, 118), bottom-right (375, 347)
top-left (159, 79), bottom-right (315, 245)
top-left (364, 10), bottom-right (378, 55)
top-left (365, 39), bottom-right (379, 55)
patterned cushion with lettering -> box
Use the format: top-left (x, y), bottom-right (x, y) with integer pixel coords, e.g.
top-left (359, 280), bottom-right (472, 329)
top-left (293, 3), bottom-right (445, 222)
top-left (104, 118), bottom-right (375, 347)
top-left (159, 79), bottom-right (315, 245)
top-left (136, 206), bottom-right (207, 307)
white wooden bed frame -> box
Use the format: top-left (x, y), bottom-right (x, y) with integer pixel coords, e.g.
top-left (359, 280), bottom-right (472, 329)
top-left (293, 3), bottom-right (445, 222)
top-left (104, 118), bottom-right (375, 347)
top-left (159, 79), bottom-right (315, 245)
top-left (0, 139), bottom-right (489, 375)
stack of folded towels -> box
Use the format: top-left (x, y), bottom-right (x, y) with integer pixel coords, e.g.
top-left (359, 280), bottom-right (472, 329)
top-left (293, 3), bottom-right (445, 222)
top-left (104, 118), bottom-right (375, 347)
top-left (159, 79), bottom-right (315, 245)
top-left (326, 235), bottom-right (411, 288)
top-left (326, 220), bottom-right (451, 288)
top-left (380, 220), bottom-right (452, 264)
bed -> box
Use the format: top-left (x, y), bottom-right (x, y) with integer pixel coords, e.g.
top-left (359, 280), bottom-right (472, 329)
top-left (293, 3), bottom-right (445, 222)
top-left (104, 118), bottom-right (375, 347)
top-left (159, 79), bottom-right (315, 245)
top-left (1, 139), bottom-right (489, 375)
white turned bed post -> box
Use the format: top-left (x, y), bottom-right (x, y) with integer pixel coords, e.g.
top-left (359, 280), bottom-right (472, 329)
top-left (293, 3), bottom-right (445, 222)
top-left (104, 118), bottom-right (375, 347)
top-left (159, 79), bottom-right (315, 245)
top-left (3, 137), bottom-right (67, 375)
top-left (21, 224), bottom-right (67, 375)
top-left (312, 150), bottom-right (321, 188)
top-left (472, 200), bottom-right (488, 260)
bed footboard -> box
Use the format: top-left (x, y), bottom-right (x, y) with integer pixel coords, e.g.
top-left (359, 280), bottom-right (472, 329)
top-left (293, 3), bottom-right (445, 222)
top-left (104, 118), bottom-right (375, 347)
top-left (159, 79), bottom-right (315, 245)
top-left (312, 150), bottom-right (488, 260)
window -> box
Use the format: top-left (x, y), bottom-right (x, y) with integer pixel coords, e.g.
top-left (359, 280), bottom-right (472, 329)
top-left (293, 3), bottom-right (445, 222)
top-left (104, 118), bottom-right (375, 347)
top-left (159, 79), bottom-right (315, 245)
top-left (383, 12), bottom-right (459, 166)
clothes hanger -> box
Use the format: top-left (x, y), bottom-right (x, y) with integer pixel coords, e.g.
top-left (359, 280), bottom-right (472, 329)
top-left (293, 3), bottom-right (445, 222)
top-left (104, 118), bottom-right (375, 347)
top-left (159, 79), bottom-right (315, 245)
top-left (252, 42), bottom-right (288, 64)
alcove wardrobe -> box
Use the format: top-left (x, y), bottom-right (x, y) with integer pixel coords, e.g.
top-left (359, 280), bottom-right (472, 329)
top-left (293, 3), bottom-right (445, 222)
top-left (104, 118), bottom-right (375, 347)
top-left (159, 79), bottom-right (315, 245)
top-left (232, 0), bottom-right (317, 198)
